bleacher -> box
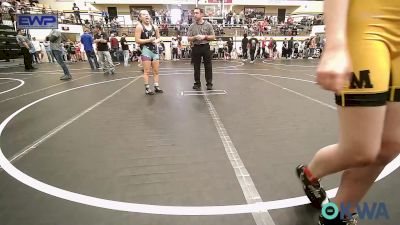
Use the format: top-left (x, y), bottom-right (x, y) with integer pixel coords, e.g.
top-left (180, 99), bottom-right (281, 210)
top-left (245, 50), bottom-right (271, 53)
top-left (0, 24), bottom-right (20, 61)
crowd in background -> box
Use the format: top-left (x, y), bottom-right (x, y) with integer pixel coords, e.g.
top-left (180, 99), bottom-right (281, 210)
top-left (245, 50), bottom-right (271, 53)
top-left (1, 0), bottom-right (323, 39)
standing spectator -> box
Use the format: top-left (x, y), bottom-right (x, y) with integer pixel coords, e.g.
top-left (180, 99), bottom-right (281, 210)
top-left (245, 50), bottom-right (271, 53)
top-left (241, 33), bottom-right (248, 61)
top-left (72, 3), bottom-right (82, 24)
top-left (94, 25), bottom-right (115, 75)
top-left (159, 41), bottom-right (165, 61)
top-left (287, 16), bottom-right (294, 25)
top-left (39, 42), bottom-right (46, 61)
top-left (16, 29), bottom-right (35, 70)
top-left (258, 21), bottom-right (264, 36)
top-left (282, 38), bottom-right (289, 59)
top-left (61, 42), bottom-right (68, 61)
top-left (109, 33), bottom-right (119, 62)
top-left (8, 6), bottom-right (15, 26)
top-left (47, 29), bottom-right (72, 80)
top-left (102, 10), bottom-right (109, 25)
top-left (79, 42), bottom-right (86, 61)
top-left (261, 37), bottom-right (266, 58)
top-left (248, 34), bottom-right (258, 63)
top-left (75, 42), bottom-right (82, 61)
top-left (67, 39), bottom-right (77, 62)
top-left (239, 9), bottom-right (244, 24)
top-left (227, 38), bottom-right (233, 59)
top-left (267, 37), bottom-right (275, 60)
top-left (226, 11), bottom-right (232, 25)
top-left (120, 33), bottom-right (130, 67)
top-left (303, 38), bottom-right (309, 58)
top-left (309, 36), bottom-right (317, 59)
top-left (88, 8), bottom-right (94, 25)
top-left (81, 28), bottom-right (100, 70)
top-left (217, 38), bottom-right (224, 59)
top-left (43, 40), bottom-right (55, 63)
top-left (161, 21), bottom-right (168, 36)
top-left (188, 7), bottom-right (215, 91)
top-left (110, 18), bottom-right (119, 35)
top-left (288, 36), bottom-right (294, 59)
top-left (293, 41), bottom-right (300, 58)
top-left (0, 8), bottom-right (3, 25)
top-left (154, 10), bottom-right (160, 24)
top-left (171, 37), bottom-right (179, 60)
top-left (232, 10), bottom-right (237, 24)
top-left (31, 37), bottom-right (41, 64)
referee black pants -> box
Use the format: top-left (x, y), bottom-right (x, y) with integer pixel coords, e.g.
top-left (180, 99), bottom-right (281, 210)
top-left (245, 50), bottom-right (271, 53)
top-left (21, 47), bottom-right (33, 69)
top-left (192, 43), bottom-right (213, 85)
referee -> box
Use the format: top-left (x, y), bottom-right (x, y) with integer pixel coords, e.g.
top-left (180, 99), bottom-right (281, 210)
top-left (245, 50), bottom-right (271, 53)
top-left (188, 8), bottom-right (216, 91)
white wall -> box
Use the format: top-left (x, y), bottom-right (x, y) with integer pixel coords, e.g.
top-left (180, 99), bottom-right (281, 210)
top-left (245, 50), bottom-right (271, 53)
top-left (29, 24), bottom-right (84, 41)
top-left (310, 25), bottom-right (325, 36)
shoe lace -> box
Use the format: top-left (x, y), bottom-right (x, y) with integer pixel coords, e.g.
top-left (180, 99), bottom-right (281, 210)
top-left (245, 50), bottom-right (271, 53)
top-left (307, 184), bottom-right (322, 198)
top-left (347, 214), bottom-right (359, 225)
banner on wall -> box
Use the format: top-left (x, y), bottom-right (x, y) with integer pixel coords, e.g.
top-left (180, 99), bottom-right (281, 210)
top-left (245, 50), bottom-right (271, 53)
top-left (16, 14), bottom-right (58, 29)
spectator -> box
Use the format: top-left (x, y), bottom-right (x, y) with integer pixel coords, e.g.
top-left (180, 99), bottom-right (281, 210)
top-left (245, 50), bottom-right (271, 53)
top-left (239, 10), bottom-right (244, 24)
top-left (43, 40), bottom-right (55, 63)
top-left (102, 10), bottom-right (109, 25)
top-left (120, 33), bottom-right (130, 67)
top-left (267, 37), bottom-right (274, 60)
top-left (67, 39), bottom-right (77, 62)
top-left (241, 33), bottom-right (248, 61)
top-left (31, 37), bottom-right (41, 64)
top-left (293, 41), bottom-right (300, 58)
top-left (282, 38), bottom-right (289, 59)
top-left (248, 34), bottom-right (258, 63)
top-left (109, 33), bottom-right (119, 61)
top-left (81, 28), bottom-right (99, 70)
top-left (0, 8), bottom-right (3, 25)
top-left (110, 17), bottom-right (119, 35)
top-left (171, 37), bottom-right (179, 60)
top-left (161, 21), bottom-right (168, 36)
top-left (8, 5), bottom-right (15, 26)
top-left (47, 29), bottom-right (72, 80)
top-left (287, 16), bottom-right (294, 25)
top-left (16, 29), bottom-right (35, 70)
top-left (288, 36), bottom-right (294, 59)
top-left (94, 25), bottom-right (115, 75)
top-left (261, 37), bottom-right (266, 58)
top-left (88, 8), bottom-right (94, 24)
top-left (217, 38), bottom-right (224, 59)
top-left (159, 40), bottom-right (165, 61)
top-left (39, 41), bottom-right (46, 61)
top-left (72, 3), bottom-right (82, 24)
top-left (227, 38), bottom-right (233, 59)
top-left (309, 36), bottom-right (317, 59)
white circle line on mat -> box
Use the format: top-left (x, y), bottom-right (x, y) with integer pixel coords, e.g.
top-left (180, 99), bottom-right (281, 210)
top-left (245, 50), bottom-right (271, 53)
top-left (0, 78), bottom-right (24, 95)
top-left (0, 75), bottom-right (398, 215)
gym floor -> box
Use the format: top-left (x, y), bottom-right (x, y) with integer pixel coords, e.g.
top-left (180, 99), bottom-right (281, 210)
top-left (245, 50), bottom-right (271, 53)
top-left (0, 60), bottom-right (399, 225)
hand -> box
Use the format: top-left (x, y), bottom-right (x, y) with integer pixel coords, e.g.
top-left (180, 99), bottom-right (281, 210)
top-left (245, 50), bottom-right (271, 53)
top-left (153, 38), bottom-right (160, 44)
top-left (149, 37), bottom-right (156, 42)
top-left (316, 48), bottom-right (352, 94)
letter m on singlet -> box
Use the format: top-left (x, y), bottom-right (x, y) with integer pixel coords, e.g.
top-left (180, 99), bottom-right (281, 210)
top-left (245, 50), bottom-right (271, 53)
top-left (350, 70), bottom-right (374, 89)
